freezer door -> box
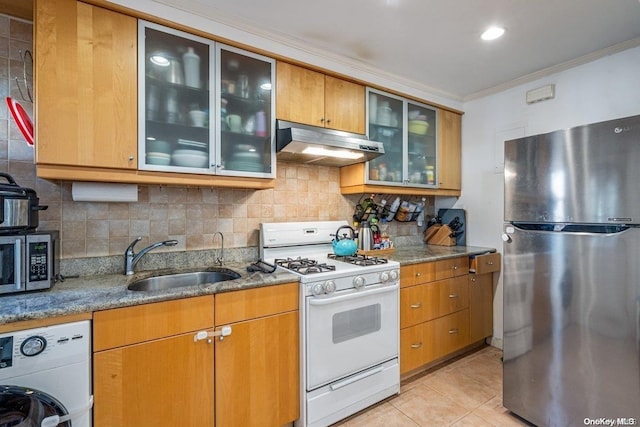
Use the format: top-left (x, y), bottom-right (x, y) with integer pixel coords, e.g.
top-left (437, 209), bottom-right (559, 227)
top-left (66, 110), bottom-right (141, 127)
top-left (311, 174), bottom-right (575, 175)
top-left (502, 224), bottom-right (640, 427)
top-left (504, 114), bottom-right (640, 223)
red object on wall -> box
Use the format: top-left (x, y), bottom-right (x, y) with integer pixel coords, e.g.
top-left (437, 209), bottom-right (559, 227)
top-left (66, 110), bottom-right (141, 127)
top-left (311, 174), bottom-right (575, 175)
top-left (6, 97), bottom-right (34, 146)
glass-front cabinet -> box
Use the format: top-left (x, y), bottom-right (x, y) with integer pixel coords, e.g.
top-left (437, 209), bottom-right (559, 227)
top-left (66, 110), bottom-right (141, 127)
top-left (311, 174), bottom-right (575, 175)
top-left (366, 88), bottom-right (437, 187)
top-left (138, 21), bottom-right (275, 178)
top-left (216, 45), bottom-right (274, 176)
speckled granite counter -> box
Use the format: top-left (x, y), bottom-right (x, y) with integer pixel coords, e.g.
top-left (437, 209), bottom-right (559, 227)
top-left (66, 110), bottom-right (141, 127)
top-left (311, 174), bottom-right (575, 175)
top-left (386, 244), bottom-right (496, 265)
top-left (0, 244), bottom-right (496, 325)
top-left (0, 262), bottom-right (298, 324)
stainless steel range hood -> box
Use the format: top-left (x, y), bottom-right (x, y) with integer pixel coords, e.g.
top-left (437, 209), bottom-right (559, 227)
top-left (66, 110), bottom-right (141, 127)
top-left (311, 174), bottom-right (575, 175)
top-left (276, 120), bottom-right (384, 167)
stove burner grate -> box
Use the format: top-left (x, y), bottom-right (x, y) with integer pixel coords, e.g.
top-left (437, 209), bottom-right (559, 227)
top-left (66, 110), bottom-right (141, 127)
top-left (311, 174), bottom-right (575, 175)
top-left (274, 257), bottom-right (336, 275)
top-left (327, 253), bottom-right (389, 266)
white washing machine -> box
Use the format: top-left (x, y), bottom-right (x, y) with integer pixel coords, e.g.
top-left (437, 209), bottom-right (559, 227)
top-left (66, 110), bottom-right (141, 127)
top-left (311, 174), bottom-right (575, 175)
top-left (0, 320), bottom-right (92, 426)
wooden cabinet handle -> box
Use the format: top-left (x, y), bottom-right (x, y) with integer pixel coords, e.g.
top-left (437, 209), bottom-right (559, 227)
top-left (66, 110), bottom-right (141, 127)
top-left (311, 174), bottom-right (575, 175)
top-left (410, 342), bottom-right (423, 349)
top-left (470, 277), bottom-right (476, 282)
top-left (410, 302), bottom-right (422, 309)
top-left (320, 117), bottom-right (325, 122)
top-left (128, 155), bottom-right (134, 161)
top-left (448, 294), bottom-right (459, 299)
top-left (326, 119), bottom-right (331, 124)
top-left (487, 261), bottom-right (494, 265)
top-left (453, 266), bottom-right (458, 270)
top-left (448, 328), bottom-right (459, 334)
top-left (415, 272), bottom-right (421, 277)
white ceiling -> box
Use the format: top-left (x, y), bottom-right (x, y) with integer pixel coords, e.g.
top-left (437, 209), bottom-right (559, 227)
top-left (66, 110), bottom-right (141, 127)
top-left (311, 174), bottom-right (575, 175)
top-left (155, 0), bottom-right (640, 101)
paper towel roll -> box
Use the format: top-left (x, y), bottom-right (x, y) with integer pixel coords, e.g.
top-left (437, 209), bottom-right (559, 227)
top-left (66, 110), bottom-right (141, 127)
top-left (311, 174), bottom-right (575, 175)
top-left (72, 182), bottom-right (138, 202)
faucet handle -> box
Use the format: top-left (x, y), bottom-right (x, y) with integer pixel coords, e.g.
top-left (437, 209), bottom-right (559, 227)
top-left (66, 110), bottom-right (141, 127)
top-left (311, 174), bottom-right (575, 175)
top-left (126, 236), bottom-right (142, 254)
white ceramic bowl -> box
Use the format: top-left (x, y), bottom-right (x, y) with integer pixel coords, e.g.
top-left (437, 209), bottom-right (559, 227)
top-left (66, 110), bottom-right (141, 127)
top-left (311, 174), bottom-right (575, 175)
top-left (147, 139), bottom-right (171, 154)
top-left (146, 152), bottom-right (171, 166)
top-left (172, 149), bottom-right (208, 168)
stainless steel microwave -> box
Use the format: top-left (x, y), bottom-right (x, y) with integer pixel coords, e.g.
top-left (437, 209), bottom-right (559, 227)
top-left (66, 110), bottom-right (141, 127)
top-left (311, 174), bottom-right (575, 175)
top-left (0, 231), bottom-right (59, 295)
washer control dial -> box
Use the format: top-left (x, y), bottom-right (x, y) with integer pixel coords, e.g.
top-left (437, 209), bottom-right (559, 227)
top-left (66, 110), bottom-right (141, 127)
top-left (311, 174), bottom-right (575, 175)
top-left (20, 336), bottom-right (47, 357)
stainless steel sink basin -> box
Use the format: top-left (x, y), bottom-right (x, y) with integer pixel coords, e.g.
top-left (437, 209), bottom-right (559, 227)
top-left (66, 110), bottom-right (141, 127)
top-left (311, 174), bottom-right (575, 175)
top-left (127, 268), bottom-right (241, 292)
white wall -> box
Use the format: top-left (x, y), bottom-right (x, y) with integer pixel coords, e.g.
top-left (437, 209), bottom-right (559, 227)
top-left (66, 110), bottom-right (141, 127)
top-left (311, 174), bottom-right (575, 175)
top-left (457, 46), bottom-right (640, 346)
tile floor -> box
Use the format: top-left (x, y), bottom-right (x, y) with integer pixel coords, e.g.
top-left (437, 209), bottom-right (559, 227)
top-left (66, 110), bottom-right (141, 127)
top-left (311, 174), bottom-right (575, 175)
top-left (335, 346), bottom-right (531, 427)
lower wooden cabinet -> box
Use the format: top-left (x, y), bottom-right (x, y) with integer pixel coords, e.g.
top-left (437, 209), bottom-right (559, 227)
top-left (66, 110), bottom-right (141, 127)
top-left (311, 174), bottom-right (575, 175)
top-left (92, 284), bottom-right (300, 427)
top-left (93, 332), bottom-right (214, 426)
top-left (92, 296), bottom-right (215, 427)
top-left (214, 282), bottom-right (299, 427)
top-left (399, 254), bottom-right (498, 377)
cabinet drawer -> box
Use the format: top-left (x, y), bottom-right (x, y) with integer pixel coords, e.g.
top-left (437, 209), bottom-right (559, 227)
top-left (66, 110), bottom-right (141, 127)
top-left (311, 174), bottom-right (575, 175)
top-left (215, 282), bottom-right (298, 325)
top-left (400, 262), bottom-right (437, 288)
top-left (400, 276), bottom-right (468, 328)
top-left (93, 295), bottom-right (214, 351)
top-left (470, 253), bottom-right (501, 275)
top-left (434, 309), bottom-right (470, 358)
top-left (400, 322), bottom-right (435, 374)
top-left (437, 275), bottom-right (469, 317)
top-left (435, 257), bottom-right (469, 280)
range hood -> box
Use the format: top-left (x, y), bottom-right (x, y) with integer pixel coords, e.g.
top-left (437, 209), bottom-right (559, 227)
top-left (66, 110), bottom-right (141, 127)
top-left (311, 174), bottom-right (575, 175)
top-left (276, 120), bottom-right (385, 167)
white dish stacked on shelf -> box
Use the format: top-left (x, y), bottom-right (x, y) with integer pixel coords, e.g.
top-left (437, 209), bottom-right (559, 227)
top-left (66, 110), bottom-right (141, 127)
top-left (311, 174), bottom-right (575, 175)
top-left (172, 139), bottom-right (208, 168)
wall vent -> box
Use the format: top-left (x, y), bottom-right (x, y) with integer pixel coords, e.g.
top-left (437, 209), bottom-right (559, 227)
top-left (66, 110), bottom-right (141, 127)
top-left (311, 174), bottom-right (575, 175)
top-left (526, 84), bottom-right (555, 104)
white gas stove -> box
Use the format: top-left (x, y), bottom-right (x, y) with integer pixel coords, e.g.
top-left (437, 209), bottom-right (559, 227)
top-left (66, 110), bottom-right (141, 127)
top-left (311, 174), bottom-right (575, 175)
top-left (260, 221), bottom-right (400, 427)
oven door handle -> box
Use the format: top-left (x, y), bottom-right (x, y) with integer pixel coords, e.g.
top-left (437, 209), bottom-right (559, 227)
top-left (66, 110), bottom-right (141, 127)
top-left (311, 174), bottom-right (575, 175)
top-left (329, 365), bottom-right (385, 391)
top-left (308, 283), bottom-right (398, 306)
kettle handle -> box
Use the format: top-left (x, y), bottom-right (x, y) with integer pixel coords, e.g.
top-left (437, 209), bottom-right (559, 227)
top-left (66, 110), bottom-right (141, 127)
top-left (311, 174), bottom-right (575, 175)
top-left (333, 225), bottom-right (355, 240)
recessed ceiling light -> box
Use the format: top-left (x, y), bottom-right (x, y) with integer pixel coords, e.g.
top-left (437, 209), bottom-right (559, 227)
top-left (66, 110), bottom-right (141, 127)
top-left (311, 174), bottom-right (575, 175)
top-left (481, 26), bottom-right (505, 41)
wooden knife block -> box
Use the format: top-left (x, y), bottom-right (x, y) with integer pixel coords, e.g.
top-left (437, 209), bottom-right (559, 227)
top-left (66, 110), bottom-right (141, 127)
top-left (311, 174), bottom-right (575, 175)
top-left (424, 224), bottom-right (456, 246)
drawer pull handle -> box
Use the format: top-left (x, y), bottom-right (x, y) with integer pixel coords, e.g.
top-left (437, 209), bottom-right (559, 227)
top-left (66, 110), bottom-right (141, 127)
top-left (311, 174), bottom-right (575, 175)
top-left (416, 272), bottom-right (421, 277)
top-left (448, 294), bottom-right (459, 298)
top-left (471, 277), bottom-right (476, 282)
top-left (487, 261), bottom-right (494, 265)
top-left (453, 266), bottom-right (458, 270)
top-left (448, 328), bottom-right (459, 335)
top-left (411, 342), bottom-right (423, 349)
top-left (410, 302), bottom-right (422, 309)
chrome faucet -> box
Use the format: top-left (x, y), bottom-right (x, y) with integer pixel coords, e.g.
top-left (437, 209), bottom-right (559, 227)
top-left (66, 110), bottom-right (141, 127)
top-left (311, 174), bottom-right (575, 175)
top-left (213, 232), bottom-right (224, 266)
top-left (124, 237), bottom-right (178, 275)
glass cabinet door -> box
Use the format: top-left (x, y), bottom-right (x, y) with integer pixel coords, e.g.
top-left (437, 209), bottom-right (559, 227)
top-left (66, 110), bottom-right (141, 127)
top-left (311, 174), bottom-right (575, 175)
top-left (407, 101), bottom-right (437, 186)
top-left (366, 89), bottom-right (404, 184)
top-left (138, 21), bottom-right (214, 173)
top-left (215, 45), bottom-right (275, 177)
top-left (365, 89), bottom-right (438, 188)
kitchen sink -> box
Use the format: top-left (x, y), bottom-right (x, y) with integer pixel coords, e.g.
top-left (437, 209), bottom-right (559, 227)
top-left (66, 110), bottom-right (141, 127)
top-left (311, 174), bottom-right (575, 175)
top-left (127, 268), bottom-right (241, 292)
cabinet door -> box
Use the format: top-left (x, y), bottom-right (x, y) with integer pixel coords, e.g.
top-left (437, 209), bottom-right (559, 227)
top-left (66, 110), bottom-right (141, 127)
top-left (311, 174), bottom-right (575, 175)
top-left (276, 62), bottom-right (325, 127)
top-left (437, 275), bottom-right (469, 317)
top-left (406, 101), bottom-right (437, 187)
top-left (469, 273), bottom-right (494, 343)
top-left (437, 109), bottom-right (462, 190)
top-left (324, 75), bottom-right (365, 134)
top-left (138, 21), bottom-right (214, 174)
top-left (434, 309), bottom-right (469, 358)
top-left (93, 332), bottom-right (214, 427)
top-left (217, 45), bottom-right (275, 177)
top-left (366, 89), bottom-right (404, 185)
top-left (215, 311), bottom-right (299, 427)
top-left (35, 0), bottom-right (137, 169)
top-left (400, 321), bottom-right (435, 375)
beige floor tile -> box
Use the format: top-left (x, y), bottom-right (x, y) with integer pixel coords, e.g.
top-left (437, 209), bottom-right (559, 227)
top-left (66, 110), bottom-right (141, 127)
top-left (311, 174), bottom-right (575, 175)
top-left (449, 412), bottom-right (494, 426)
top-left (419, 369), bottom-right (497, 410)
top-left (339, 402), bottom-right (420, 427)
top-left (390, 384), bottom-right (469, 427)
top-left (472, 396), bottom-right (531, 427)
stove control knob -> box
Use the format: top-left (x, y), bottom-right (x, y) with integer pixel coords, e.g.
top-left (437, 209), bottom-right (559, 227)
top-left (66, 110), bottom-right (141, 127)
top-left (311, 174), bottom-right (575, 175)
top-left (389, 270), bottom-right (399, 281)
top-left (353, 276), bottom-right (365, 289)
top-left (324, 280), bottom-right (336, 294)
top-left (380, 271), bottom-right (390, 283)
top-left (312, 283), bottom-right (325, 296)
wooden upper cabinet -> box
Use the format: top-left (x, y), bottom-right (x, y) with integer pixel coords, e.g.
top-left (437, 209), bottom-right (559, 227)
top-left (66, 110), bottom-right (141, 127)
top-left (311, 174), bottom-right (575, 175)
top-left (438, 109), bottom-right (462, 190)
top-left (276, 61), bottom-right (365, 134)
top-left (35, 0), bottom-right (137, 169)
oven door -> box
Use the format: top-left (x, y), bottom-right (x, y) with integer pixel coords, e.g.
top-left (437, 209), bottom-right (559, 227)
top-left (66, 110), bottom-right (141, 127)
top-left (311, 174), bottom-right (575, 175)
top-left (306, 282), bottom-right (399, 390)
top-left (0, 235), bottom-right (25, 294)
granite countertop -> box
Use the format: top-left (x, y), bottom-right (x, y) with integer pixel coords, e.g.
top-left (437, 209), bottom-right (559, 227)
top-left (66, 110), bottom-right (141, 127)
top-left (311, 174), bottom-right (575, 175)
top-left (0, 244), bottom-right (496, 325)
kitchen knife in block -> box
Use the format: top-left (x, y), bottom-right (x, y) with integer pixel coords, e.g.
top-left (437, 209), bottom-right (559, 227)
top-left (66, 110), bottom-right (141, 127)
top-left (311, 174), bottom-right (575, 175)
top-left (427, 225), bottom-right (456, 246)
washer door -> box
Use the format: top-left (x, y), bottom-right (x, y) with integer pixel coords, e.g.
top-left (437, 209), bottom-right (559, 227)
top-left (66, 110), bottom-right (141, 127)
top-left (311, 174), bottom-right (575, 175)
top-left (0, 385), bottom-right (71, 427)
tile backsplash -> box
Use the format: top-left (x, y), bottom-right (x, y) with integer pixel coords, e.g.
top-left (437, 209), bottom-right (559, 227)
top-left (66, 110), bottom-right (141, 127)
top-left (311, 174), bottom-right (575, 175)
top-left (0, 14), bottom-right (429, 261)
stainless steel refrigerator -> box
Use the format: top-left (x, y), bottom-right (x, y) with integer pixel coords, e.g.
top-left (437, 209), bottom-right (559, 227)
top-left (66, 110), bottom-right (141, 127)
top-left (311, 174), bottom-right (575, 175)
top-left (503, 114), bottom-right (640, 427)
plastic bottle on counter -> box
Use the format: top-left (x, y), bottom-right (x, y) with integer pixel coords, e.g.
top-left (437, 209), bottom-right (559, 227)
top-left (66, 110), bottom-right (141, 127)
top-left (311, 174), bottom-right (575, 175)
top-left (182, 47), bottom-right (201, 88)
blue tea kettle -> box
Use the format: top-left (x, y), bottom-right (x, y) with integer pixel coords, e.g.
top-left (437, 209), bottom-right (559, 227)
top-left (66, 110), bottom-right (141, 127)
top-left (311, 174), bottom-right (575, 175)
top-left (332, 225), bottom-right (358, 256)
